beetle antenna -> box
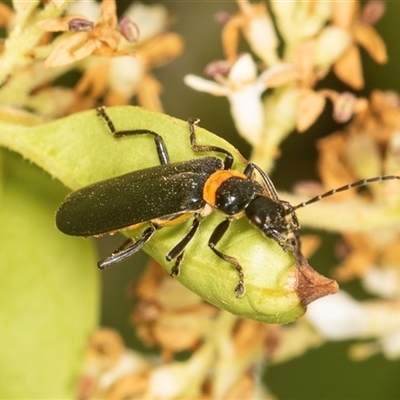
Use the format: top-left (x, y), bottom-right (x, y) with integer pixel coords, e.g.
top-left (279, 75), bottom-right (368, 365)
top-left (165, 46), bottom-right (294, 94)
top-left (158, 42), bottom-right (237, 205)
top-left (291, 175), bottom-right (400, 212)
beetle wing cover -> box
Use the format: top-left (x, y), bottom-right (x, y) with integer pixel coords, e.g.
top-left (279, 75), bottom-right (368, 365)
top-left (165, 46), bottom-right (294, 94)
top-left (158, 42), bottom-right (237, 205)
top-left (56, 157), bottom-right (223, 236)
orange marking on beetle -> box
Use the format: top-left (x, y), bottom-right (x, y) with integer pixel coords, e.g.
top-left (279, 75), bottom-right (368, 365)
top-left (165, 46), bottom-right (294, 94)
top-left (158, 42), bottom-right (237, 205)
top-left (153, 212), bottom-right (193, 227)
top-left (203, 169), bottom-right (247, 207)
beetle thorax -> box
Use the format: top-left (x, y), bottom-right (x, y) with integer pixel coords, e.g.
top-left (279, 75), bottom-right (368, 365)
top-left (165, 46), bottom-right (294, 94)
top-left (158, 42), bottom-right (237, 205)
top-left (203, 172), bottom-right (264, 216)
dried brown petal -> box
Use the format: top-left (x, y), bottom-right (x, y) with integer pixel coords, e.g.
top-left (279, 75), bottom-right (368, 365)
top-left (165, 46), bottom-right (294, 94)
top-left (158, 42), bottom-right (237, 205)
top-left (44, 33), bottom-right (96, 68)
top-left (333, 233), bottom-right (377, 280)
top-left (296, 89), bottom-right (326, 132)
top-left (36, 14), bottom-right (89, 32)
top-left (0, 3), bottom-right (14, 26)
top-left (132, 259), bottom-right (168, 302)
top-left (334, 44), bottom-right (364, 90)
top-left (263, 64), bottom-right (300, 88)
top-left (317, 133), bottom-right (358, 194)
top-left (104, 373), bottom-right (150, 400)
top-left (75, 62), bottom-right (110, 98)
top-left (354, 23), bottom-right (387, 64)
top-left (223, 375), bottom-right (270, 400)
top-left (137, 33), bottom-right (184, 69)
top-left (136, 73), bottom-right (164, 112)
top-left (87, 328), bottom-right (125, 369)
top-left (300, 235), bottom-right (321, 259)
top-left (153, 317), bottom-right (202, 353)
top-left (221, 14), bottom-right (243, 64)
top-left (233, 319), bottom-right (266, 357)
top-left (332, 1), bottom-right (360, 29)
top-left (293, 39), bottom-right (316, 86)
top-left (382, 236), bottom-right (400, 266)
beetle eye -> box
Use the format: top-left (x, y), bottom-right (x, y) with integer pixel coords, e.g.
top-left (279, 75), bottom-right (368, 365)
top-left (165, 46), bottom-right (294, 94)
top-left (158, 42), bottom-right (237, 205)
top-left (251, 214), bottom-right (263, 228)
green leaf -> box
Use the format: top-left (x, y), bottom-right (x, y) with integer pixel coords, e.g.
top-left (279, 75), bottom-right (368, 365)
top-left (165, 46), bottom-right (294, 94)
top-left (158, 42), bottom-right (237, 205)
top-left (0, 150), bottom-right (99, 398)
top-left (0, 106), bottom-right (337, 324)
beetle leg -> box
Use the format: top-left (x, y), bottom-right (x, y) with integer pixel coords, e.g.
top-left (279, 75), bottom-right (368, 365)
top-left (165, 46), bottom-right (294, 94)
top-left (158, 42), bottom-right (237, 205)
top-left (166, 215), bottom-right (202, 276)
top-left (208, 218), bottom-right (245, 298)
top-left (98, 224), bottom-right (157, 269)
top-left (96, 106), bottom-right (170, 165)
top-left (187, 119), bottom-right (234, 170)
top-left (170, 253), bottom-right (184, 277)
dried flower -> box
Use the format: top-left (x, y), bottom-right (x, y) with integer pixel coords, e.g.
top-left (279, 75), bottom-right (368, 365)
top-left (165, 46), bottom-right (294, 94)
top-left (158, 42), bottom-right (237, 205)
top-left (71, 2), bottom-right (183, 111)
top-left (68, 18), bottom-right (94, 32)
top-left (222, 0), bottom-right (278, 65)
top-left (118, 17), bottom-right (139, 42)
top-left (270, 1), bottom-right (332, 44)
top-left (332, 0), bottom-right (387, 89)
top-left (130, 260), bottom-right (218, 358)
top-left (37, 0), bottom-right (125, 68)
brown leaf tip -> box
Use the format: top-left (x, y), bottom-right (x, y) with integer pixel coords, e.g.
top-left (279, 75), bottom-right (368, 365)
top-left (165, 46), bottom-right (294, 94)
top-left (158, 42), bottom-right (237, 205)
top-left (295, 255), bottom-right (339, 306)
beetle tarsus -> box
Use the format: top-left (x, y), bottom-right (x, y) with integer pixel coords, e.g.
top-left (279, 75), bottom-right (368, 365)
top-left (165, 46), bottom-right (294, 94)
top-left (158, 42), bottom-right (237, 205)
top-left (170, 254), bottom-right (183, 277)
top-left (98, 226), bottom-right (156, 269)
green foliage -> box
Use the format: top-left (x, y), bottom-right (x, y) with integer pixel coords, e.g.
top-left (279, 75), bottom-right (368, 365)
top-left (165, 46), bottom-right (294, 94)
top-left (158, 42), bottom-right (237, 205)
top-left (0, 150), bottom-right (99, 397)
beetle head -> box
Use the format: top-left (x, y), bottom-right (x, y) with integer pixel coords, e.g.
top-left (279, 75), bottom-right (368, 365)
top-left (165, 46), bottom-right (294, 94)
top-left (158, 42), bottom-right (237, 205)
top-left (245, 195), bottom-right (301, 256)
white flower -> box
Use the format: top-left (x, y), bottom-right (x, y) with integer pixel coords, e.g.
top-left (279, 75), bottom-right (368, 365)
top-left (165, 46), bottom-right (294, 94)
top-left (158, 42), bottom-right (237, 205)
top-left (185, 54), bottom-right (296, 146)
top-left (67, 0), bottom-right (100, 21)
top-left (149, 343), bottom-right (214, 398)
top-left (362, 266), bottom-right (400, 299)
top-left (306, 291), bottom-right (368, 339)
top-left (123, 2), bottom-right (168, 44)
top-left (108, 55), bottom-right (143, 98)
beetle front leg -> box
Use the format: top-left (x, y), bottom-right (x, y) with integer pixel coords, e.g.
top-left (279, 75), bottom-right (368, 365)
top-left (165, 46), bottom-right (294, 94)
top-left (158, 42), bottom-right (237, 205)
top-left (98, 224), bottom-right (157, 269)
top-left (208, 218), bottom-right (245, 298)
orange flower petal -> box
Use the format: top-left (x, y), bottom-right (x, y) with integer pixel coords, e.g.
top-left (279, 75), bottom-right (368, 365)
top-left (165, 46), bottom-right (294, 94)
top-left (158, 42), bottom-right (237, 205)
top-left (333, 44), bottom-right (364, 90)
top-left (44, 32), bottom-right (95, 68)
top-left (296, 89), bottom-right (326, 132)
top-left (317, 133), bottom-right (358, 192)
top-left (136, 74), bottom-right (164, 112)
top-left (262, 63), bottom-right (300, 88)
top-left (221, 14), bottom-right (243, 65)
top-left (137, 33), bottom-right (184, 69)
top-left (75, 62), bottom-right (110, 97)
top-left (36, 14), bottom-right (89, 32)
top-left (354, 23), bottom-right (387, 64)
top-left (332, 0), bottom-right (359, 29)
top-left (0, 3), bottom-right (14, 26)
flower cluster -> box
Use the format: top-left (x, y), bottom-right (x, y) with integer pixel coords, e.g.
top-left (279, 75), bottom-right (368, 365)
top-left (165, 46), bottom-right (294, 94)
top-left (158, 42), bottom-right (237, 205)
top-left (79, 260), bottom-right (278, 400)
top-left (0, 0), bottom-right (183, 115)
top-left (185, 0), bottom-right (387, 171)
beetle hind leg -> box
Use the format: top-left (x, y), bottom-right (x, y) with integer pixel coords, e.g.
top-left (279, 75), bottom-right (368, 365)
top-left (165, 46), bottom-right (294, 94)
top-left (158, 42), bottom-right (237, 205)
top-left (170, 253), bottom-right (184, 277)
top-left (98, 225), bottom-right (157, 269)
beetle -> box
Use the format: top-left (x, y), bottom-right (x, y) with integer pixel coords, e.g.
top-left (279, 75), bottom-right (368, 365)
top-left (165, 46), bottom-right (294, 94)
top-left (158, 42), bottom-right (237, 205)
top-left (56, 106), bottom-right (400, 297)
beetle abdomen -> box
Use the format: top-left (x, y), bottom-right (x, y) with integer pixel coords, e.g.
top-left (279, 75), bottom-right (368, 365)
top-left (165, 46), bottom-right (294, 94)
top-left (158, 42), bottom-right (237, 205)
top-left (56, 156), bottom-right (223, 236)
